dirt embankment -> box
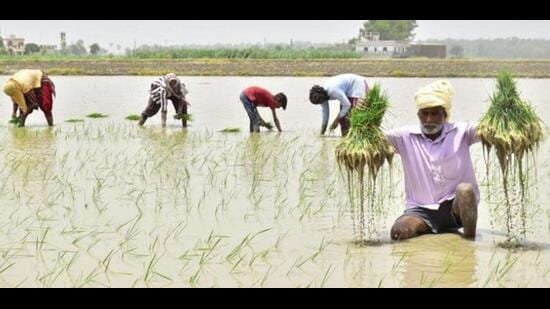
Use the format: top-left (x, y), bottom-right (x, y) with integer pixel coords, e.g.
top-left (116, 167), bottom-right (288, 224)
top-left (2, 59), bottom-right (550, 77)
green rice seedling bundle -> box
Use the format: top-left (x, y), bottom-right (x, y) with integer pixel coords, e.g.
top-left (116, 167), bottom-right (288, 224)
top-left (182, 114), bottom-right (193, 122)
top-left (335, 84), bottom-right (394, 179)
top-left (220, 127), bottom-right (241, 133)
top-left (478, 71), bottom-right (544, 245)
top-left (125, 114), bottom-right (141, 121)
top-left (86, 113), bottom-right (108, 118)
top-left (261, 121), bottom-right (273, 130)
top-left (66, 118), bottom-right (85, 123)
top-left (335, 84), bottom-right (395, 243)
top-left (9, 117), bottom-right (20, 125)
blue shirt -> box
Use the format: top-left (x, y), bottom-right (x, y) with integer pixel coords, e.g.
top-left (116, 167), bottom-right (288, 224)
top-left (320, 74), bottom-right (368, 128)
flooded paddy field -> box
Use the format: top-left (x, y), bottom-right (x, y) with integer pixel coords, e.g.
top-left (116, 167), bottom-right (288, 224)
top-left (0, 76), bottom-right (548, 287)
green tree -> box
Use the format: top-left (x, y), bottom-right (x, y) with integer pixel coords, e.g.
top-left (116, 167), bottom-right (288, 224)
top-left (67, 40), bottom-right (88, 56)
top-left (89, 43), bottom-right (101, 55)
top-left (359, 20), bottom-right (417, 41)
top-left (24, 43), bottom-right (41, 54)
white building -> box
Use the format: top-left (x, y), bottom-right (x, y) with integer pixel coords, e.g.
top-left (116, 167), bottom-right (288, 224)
top-left (354, 31), bottom-right (447, 58)
top-left (354, 31), bottom-right (409, 58)
top-left (3, 35), bottom-right (25, 55)
top-left (355, 40), bottom-right (410, 58)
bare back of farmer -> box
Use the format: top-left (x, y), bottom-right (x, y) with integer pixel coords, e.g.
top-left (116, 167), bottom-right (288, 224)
top-left (383, 81), bottom-right (479, 241)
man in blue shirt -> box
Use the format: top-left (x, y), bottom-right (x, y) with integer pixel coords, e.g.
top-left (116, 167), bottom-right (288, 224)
top-left (309, 74), bottom-right (369, 136)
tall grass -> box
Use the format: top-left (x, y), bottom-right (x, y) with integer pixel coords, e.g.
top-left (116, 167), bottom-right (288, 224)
top-left (129, 47), bottom-right (361, 59)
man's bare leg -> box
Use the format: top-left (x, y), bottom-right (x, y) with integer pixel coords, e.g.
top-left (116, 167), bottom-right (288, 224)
top-left (18, 112), bottom-right (28, 127)
top-left (161, 111), bottom-right (167, 128)
top-left (138, 114), bottom-right (147, 126)
top-left (45, 114), bottom-right (54, 126)
top-left (452, 183), bottom-right (477, 240)
top-left (181, 103), bottom-right (187, 128)
top-left (390, 215), bottom-right (430, 241)
top-left (12, 103), bottom-right (19, 119)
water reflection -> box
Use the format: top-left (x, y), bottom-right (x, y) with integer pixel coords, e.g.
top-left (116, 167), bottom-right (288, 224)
top-left (392, 234), bottom-right (478, 287)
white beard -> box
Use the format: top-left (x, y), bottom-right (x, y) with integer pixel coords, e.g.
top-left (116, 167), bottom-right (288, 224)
top-left (421, 123), bottom-right (443, 135)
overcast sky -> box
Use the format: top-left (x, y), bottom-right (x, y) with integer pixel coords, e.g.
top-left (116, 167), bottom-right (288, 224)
top-left (2, 20), bottom-right (550, 52)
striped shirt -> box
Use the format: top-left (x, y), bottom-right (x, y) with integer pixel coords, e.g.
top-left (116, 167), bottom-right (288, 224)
top-left (149, 75), bottom-right (188, 113)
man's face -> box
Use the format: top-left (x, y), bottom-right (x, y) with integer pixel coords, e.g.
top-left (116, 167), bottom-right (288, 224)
top-left (418, 106), bottom-right (446, 135)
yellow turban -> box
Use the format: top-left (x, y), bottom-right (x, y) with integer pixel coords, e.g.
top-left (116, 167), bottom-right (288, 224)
top-left (3, 79), bottom-right (28, 114)
top-left (415, 80), bottom-right (454, 119)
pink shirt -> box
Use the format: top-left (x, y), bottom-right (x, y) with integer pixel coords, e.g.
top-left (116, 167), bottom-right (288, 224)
top-left (385, 122), bottom-right (480, 210)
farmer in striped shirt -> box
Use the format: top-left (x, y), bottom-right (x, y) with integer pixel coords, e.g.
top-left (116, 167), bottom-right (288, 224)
top-left (3, 70), bottom-right (56, 127)
top-left (139, 73), bottom-right (190, 128)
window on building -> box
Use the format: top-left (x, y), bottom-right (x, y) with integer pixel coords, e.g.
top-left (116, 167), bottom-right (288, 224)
top-left (364, 47), bottom-right (368, 52)
top-left (383, 47), bottom-right (388, 53)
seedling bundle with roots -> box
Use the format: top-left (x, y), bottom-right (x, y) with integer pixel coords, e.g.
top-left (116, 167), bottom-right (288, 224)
top-left (478, 71), bottom-right (544, 246)
top-left (335, 84), bottom-right (395, 244)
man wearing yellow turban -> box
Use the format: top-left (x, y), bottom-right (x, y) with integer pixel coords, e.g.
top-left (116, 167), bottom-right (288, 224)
top-left (384, 80), bottom-right (480, 241)
top-left (3, 69), bottom-right (56, 127)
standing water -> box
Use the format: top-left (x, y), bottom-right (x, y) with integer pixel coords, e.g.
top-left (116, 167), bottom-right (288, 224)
top-left (0, 76), bottom-right (548, 287)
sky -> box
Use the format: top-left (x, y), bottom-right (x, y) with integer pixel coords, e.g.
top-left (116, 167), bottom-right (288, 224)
top-left (2, 20), bottom-right (550, 53)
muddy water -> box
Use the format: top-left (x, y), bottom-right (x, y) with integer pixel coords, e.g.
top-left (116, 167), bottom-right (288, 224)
top-left (0, 76), bottom-right (548, 287)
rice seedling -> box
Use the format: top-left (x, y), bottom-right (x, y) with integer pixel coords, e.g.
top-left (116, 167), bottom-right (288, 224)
top-left (335, 84), bottom-right (395, 243)
top-left (478, 71), bottom-right (544, 244)
top-left (188, 267), bottom-right (201, 287)
top-left (86, 113), bottom-right (109, 119)
top-left (258, 265), bottom-right (273, 287)
top-left (377, 277), bottom-right (385, 288)
top-left (220, 127), bottom-right (241, 133)
top-left (248, 250), bottom-right (270, 267)
top-left (319, 264), bottom-right (334, 288)
top-left (182, 114), bottom-right (193, 122)
top-left (0, 262), bottom-right (15, 275)
top-left (144, 254), bottom-right (159, 282)
top-left (66, 118), bottom-right (85, 123)
top-left (262, 121), bottom-right (274, 130)
top-left (9, 118), bottom-right (20, 125)
top-left (125, 114), bottom-right (141, 121)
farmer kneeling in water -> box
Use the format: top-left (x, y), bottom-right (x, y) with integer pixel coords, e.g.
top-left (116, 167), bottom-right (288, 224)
top-left (384, 80), bottom-right (479, 241)
top-left (139, 73), bottom-right (190, 128)
top-left (3, 70), bottom-right (56, 127)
